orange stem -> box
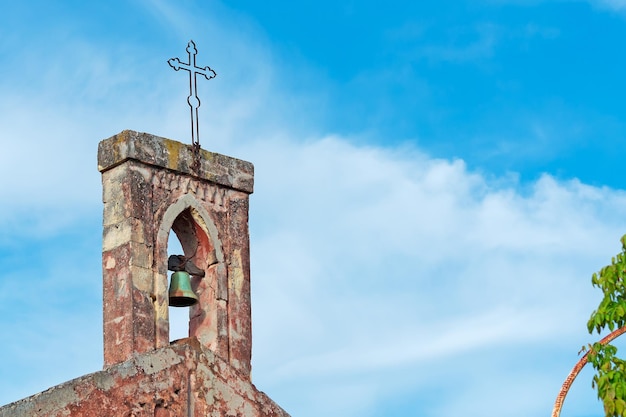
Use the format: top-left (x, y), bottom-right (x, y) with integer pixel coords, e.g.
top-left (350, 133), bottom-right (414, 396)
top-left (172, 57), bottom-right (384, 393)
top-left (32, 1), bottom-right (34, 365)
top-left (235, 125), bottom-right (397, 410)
top-left (553, 326), bottom-right (626, 417)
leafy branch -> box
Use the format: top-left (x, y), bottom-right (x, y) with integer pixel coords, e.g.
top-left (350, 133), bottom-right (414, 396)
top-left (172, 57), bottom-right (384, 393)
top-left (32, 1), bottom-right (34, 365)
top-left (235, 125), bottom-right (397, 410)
top-left (586, 235), bottom-right (626, 417)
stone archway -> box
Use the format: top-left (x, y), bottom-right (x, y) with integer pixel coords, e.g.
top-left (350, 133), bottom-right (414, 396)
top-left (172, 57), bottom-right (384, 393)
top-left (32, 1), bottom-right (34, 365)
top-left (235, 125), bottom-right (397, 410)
top-left (155, 194), bottom-right (229, 359)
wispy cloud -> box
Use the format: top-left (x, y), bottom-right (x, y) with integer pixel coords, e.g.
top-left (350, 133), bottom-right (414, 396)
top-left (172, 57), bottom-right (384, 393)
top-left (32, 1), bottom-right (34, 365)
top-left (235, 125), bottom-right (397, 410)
top-left (588, 0), bottom-right (626, 11)
top-left (242, 134), bottom-right (626, 415)
top-left (388, 22), bottom-right (501, 64)
top-left (486, 0), bottom-right (626, 13)
top-left (1, 2), bottom-right (625, 417)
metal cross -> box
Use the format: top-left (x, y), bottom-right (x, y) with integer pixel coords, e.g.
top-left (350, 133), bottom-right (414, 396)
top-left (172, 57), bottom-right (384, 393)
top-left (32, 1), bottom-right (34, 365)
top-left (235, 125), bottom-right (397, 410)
top-left (168, 40), bottom-right (216, 147)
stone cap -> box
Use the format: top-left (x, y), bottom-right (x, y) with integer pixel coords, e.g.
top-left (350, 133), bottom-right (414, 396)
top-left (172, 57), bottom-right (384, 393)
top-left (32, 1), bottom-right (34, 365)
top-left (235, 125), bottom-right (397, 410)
top-left (98, 130), bottom-right (254, 194)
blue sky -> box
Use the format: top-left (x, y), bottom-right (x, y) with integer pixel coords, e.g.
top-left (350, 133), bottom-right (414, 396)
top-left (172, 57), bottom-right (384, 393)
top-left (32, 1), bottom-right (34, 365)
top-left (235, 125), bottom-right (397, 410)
top-left (2, 0), bottom-right (626, 416)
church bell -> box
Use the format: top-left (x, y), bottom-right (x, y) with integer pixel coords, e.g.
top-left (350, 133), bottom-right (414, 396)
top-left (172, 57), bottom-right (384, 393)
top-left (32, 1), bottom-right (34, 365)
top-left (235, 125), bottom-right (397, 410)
top-left (168, 271), bottom-right (199, 307)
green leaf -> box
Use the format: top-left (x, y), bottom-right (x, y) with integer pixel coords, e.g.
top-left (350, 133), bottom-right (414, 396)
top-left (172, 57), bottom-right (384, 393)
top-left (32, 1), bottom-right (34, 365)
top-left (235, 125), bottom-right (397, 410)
top-left (605, 397), bottom-right (616, 416)
top-left (617, 398), bottom-right (626, 416)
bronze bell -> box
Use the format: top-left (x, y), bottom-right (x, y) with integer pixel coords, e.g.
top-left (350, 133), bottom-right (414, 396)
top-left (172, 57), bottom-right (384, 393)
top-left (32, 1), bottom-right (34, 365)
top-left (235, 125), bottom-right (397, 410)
top-left (168, 271), bottom-right (199, 307)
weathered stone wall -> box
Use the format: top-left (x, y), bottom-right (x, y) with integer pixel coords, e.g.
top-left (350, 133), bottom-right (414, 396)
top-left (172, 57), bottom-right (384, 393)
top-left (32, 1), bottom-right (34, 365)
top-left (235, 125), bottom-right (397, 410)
top-left (0, 339), bottom-right (289, 417)
top-left (98, 130), bottom-right (254, 378)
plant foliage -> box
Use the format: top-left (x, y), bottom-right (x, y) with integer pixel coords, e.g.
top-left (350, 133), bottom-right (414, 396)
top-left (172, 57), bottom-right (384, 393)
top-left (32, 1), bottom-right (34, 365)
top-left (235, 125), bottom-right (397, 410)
top-left (585, 235), bottom-right (626, 417)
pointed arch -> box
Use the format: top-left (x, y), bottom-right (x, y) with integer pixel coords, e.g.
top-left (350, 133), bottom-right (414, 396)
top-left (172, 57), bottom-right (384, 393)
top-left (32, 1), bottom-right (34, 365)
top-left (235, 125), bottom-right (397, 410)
top-left (154, 193), bottom-right (227, 352)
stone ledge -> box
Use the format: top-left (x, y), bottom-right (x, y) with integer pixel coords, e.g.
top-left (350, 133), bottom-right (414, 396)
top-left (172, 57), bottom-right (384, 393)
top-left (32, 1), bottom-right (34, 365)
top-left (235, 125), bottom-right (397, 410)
top-left (98, 130), bottom-right (254, 194)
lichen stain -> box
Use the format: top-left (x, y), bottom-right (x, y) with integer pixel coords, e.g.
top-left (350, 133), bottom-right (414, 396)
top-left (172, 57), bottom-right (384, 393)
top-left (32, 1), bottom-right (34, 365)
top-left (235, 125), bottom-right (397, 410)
top-left (231, 249), bottom-right (244, 298)
top-left (163, 139), bottom-right (182, 171)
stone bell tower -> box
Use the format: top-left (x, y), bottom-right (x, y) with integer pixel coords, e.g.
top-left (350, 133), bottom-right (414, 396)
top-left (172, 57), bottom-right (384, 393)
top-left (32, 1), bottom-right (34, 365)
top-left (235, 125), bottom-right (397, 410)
top-left (0, 130), bottom-right (289, 416)
top-left (99, 130), bottom-right (253, 375)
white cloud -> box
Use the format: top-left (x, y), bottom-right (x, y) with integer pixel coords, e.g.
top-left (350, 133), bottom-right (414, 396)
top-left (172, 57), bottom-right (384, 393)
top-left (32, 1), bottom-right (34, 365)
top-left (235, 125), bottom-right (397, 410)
top-left (1, 2), bottom-right (626, 417)
top-left (241, 134), bottom-right (626, 416)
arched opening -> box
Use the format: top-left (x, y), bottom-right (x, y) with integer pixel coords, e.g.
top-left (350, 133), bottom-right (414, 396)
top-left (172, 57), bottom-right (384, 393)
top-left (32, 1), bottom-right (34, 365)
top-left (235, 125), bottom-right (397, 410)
top-left (164, 206), bottom-right (220, 346)
top-left (155, 194), bottom-right (226, 352)
top-left (167, 230), bottom-right (190, 341)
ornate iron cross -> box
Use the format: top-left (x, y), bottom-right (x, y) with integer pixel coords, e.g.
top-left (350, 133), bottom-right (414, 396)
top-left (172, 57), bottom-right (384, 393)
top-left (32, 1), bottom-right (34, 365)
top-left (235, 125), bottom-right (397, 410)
top-left (168, 40), bottom-right (216, 147)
